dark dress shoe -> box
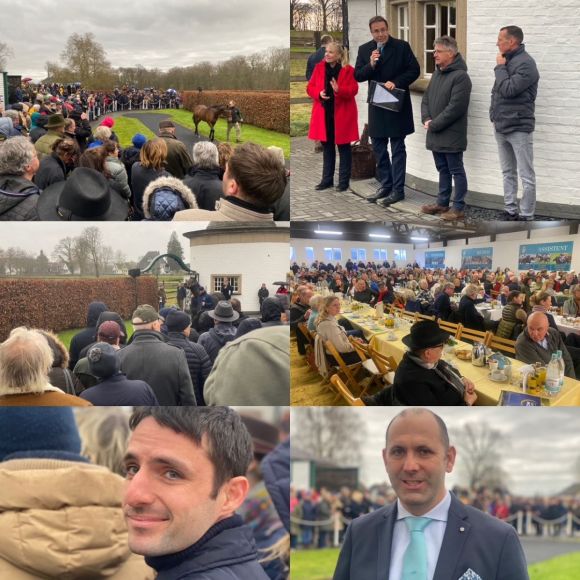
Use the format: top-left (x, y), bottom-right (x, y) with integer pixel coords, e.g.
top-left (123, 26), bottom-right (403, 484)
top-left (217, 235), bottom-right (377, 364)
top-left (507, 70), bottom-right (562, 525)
top-left (336, 184), bottom-right (349, 192)
top-left (315, 182), bottom-right (333, 191)
top-left (377, 193), bottom-right (405, 207)
top-left (366, 188), bottom-right (392, 203)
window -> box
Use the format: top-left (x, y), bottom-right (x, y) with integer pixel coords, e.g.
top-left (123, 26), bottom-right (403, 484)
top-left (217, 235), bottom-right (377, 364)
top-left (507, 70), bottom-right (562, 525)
top-left (373, 248), bottom-right (388, 261)
top-left (351, 248), bottom-right (367, 262)
top-left (389, 0), bottom-right (464, 88)
top-left (324, 247), bottom-right (342, 262)
top-left (394, 249), bottom-right (407, 262)
top-left (398, 5), bottom-right (409, 42)
top-left (290, 246), bottom-right (296, 262)
top-left (211, 275), bottom-right (241, 294)
top-left (305, 247), bottom-right (315, 262)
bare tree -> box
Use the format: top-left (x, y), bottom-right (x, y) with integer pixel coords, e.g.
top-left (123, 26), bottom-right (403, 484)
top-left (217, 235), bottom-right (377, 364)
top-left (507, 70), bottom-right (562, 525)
top-left (52, 237), bottom-right (78, 275)
top-left (61, 33), bottom-right (112, 87)
top-left (79, 227), bottom-right (104, 278)
top-left (0, 41), bottom-right (13, 70)
top-left (293, 408), bottom-right (366, 465)
top-left (451, 422), bottom-right (510, 490)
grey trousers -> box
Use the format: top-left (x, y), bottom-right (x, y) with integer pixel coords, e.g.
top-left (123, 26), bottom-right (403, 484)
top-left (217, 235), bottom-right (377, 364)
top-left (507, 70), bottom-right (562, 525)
top-left (494, 130), bottom-right (536, 218)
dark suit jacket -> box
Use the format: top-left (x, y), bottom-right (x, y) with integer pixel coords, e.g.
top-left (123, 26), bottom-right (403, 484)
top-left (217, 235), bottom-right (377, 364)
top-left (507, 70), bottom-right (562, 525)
top-left (354, 37), bottom-right (420, 138)
top-left (333, 493), bottom-right (528, 580)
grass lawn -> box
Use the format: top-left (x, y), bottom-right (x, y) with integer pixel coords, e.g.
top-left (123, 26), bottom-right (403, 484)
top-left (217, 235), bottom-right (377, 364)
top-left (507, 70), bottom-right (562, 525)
top-left (291, 47), bottom-right (313, 54)
top-left (291, 59), bottom-right (307, 78)
top-left (528, 552), bottom-right (580, 579)
top-left (110, 116), bottom-right (157, 148)
top-left (291, 81), bottom-right (307, 100)
top-left (290, 547), bottom-right (580, 580)
top-left (291, 104), bottom-right (311, 137)
top-left (58, 321), bottom-right (134, 351)
top-left (146, 109), bottom-right (290, 159)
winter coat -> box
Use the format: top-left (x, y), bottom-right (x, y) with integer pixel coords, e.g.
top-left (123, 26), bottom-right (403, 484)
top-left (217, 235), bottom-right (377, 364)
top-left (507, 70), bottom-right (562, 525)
top-left (433, 292), bottom-right (453, 321)
top-left (198, 326), bottom-right (237, 364)
top-left (457, 295), bottom-right (486, 332)
top-left (117, 329), bottom-right (196, 405)
top-left (421, 53), bottom-right (472, 152)
top-left (261, 439), bottom-right (290, 532)
top-left (79, 373), bottom-right (159, 406)
top-left (34, 130), bottom-right (63, 158)
top-left (145, 515), bottom-right (268, 580)
top-left (68, 302), bottom-right (108, 369)
top-left (159, 132), bottom-right (193, 178)
top-left (34, 153), bottom-right (68, 189)
top-left (0, 175), bottom-right (41, 221)
top-left (131, 163), bottom-right (170, 220)
top-left (143, 175), bottom-right (197, 220)
top-left (183, 166), bottom-right (224, 210)
top-left (354, 37), bottom-right (420, 138)
top-left (0, 383), bottom-right (92, 406)
top-left (173, 197), bottom-right (274, 222)
top-left (121, 145), bottom-right (141, 179)
top-left (0, 458), bottom-right (154, 580)
top-left (105, 156), bottom-right (132, 199)
top-left (307, 62), bottom-right (359, 145)
top-left (204, 326), bottom-right (290, 405)
top-left (166, 331), bottom-right (212, 405)
top-left (490, 44), bottom-right (539, 134)
top-left (306, 46), bottom-right (326, 80)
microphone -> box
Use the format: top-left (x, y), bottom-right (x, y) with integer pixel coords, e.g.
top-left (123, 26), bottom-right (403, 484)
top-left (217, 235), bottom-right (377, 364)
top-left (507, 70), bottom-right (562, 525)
top-left (375, 42), bottom-right (384, 65)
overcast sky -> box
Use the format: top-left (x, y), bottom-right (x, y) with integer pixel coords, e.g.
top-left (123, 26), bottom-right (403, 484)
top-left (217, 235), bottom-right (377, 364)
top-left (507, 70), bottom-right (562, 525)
top-left (2, 0), bottom-right (289, 81)
top-left (0, 222), bottom-right (206, 262)
top-left (292, 408), bottom-right (580, 497)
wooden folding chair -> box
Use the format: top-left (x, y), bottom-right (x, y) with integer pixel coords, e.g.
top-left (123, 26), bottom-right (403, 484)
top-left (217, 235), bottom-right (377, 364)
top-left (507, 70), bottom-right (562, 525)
top-left (438, 320), bottom-right (463, 339)
top-left (415, 312), bottom-right (436, 322)
top-left (399, 309), bottom-right (418, 323)
top-left (324, 339), bottom-right (372, 398)
top-left (486, 333), bottom-right (517, 356)
top-left (456, 326), bottom-right (491, 345)
top-left (330, 375), bottom-right (365, 406)
top-left (368, 344), bottom-right (398, 383)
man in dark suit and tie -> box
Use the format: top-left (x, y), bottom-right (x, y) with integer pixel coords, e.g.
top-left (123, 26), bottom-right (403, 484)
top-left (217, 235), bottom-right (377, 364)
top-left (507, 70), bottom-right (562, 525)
top-left (354, 16), bottom-right (420, 207)
top-left (333, 408), bottom-right (529, 580)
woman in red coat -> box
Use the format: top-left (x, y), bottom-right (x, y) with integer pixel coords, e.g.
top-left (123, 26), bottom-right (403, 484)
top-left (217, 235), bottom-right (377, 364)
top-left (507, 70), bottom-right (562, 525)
top-left (307, 42), bottom-right (359, 191)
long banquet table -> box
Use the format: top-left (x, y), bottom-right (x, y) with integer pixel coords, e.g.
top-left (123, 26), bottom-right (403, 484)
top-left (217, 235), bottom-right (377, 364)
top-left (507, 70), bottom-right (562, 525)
top-left (340, 305), bottom-right (580, 406)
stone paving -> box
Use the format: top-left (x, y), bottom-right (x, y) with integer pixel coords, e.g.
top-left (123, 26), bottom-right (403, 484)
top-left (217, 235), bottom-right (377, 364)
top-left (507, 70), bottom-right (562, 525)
top-left (290, 136), bottom-right (557, 224)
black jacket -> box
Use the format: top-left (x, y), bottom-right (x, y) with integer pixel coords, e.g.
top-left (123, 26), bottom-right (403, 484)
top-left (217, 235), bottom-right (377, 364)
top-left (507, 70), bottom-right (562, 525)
top-left (68, 302), bottom-right (108, 369)
top-left (306, 46), bottom-right (326, 80)
top-left (457, 295), bottom-right (486, 332)
top-left (166, 331), bottom-right (212, 405)
top-left (183, 166), bottom-right (223, 211)
top-left (118, 330), bottom-right (196, 405)
top-left (490, 44), bottom-right (539, 134)
top-left (354, 37), bottom-right (420, 138)
top-left (146, 515), bottom-right (268, 580)
top-left (433, 292), bottom-right (453, 321)
top-left (0, 175), bottom-right (41, 221)
top-left (421, 53), bottom-right (472, 152)
top-left (130, 163), bottom-right (170, 220)
top-left (34, 153), bottom-right (68, 190)
top-left (79, 373), bottom-right (159, 406)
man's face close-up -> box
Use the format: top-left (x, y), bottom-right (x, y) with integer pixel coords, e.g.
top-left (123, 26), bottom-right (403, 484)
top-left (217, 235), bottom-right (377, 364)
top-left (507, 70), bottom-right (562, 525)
top-left (383, 413), bottom-right (455, 516)
top-left (370, 21), bottom-right (389, 45)
top-left (123, 417), bottom-right (227, 557)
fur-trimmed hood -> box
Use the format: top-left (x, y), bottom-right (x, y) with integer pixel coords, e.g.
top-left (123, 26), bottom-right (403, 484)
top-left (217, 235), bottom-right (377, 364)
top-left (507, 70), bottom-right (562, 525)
top-left (142, 176), bottom-right (197, 220)
top-left (38, 329), bottom-right (69, 369)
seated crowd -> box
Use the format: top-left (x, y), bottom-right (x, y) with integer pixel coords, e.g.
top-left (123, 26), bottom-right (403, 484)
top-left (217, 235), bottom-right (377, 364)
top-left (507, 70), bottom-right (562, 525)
top-left (0, 286), bottom-right (290, 407)
top-left (1, 98), bottom-right (289, 221)
top-left (290, 259), bottom-right (580, 405)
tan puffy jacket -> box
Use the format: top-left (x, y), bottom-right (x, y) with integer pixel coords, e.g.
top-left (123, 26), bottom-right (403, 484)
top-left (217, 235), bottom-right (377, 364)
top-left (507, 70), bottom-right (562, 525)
top-left (0, 458), bottom-right (155, 580)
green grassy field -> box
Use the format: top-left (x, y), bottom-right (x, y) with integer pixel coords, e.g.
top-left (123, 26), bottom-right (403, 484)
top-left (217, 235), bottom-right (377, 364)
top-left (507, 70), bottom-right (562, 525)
top-left (291, 81), bottom-right (307, 100)
top-left (291, 103), bottom-right (311, 137)
top-left (141, 109), bottom-right (290, 159)
top-left (290, 548), bottom-right (580, 580)
top-left (58, 321), bottom-right (134, 351)
top-left (111, 116), bottom-right (157, 148)
top-left (291, 59), bottom-right (307, 78)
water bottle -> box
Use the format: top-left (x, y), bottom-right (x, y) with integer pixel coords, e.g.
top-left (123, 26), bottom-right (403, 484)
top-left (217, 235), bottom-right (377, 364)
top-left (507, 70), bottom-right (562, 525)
top-left (545, 353), bottom-right (561, 394)
top-left (556, 350), bottom-right (565, 389)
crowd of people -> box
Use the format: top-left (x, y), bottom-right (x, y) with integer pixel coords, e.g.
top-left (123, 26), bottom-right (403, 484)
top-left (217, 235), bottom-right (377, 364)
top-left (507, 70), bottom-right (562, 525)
top-left (0, 280), bottom-right (290, 406)
top-left (291, 483), bottom-right (580, 550)
top-left (306, 19), bottom-right (539, 221)
top-left (0, 405), bottom-right (290, 579)
top-left (289, 258), bottom-right (580, 403)
top-left (1, 85), bottom-right (289, 222)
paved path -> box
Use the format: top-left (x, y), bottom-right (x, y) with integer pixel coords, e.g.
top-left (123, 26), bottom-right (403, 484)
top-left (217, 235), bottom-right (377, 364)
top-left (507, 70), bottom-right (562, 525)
top-left (291, 136), bottom-right (557, 223)
top-left (521, 536), bottom-right (580, 564)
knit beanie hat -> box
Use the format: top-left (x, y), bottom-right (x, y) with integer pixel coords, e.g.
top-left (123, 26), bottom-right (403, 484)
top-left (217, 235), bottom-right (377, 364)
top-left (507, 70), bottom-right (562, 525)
top-left (132, 133), bottom-right (147, 149)
top-left (0, 407), bottom-right (87, 463)
top-left (101, 116), bottom-right (115, 128)
top-left (87, 342), bottom-right (121, 378)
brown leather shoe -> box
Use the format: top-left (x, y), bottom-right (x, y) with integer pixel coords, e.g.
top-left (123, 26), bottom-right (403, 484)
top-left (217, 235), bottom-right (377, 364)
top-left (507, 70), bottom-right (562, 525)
top-left (441, 209), bottom-right (465, 221)
top-left (421, 204), bottom-right (449, 215)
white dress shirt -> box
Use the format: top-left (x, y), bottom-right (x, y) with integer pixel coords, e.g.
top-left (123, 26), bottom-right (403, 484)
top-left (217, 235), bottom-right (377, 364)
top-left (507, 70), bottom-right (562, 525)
top-left (389, 491), bottom-right (451, 580)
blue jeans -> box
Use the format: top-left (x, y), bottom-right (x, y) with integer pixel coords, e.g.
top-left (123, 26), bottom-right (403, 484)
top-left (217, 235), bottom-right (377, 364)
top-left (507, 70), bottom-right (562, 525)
top-left (432, 151), bottom-right (468, 211)
top-left (494, 130), bottom-right (536, 217)
top-left (371, 137), bottom-right (407, 194)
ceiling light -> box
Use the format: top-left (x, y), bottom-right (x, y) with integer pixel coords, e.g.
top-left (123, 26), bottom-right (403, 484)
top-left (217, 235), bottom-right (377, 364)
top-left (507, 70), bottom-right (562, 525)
top-left (369, 233), bottom-right (391, 239)
top-left (314, 229), bottom-right (343, 235)
top-left (410, 236), bottom-right (429, 242)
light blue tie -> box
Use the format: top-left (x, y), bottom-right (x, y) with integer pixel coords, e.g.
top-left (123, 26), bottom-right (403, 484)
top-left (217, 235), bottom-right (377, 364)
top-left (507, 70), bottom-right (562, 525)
top-left (401, 516), bottom-right (432, 580)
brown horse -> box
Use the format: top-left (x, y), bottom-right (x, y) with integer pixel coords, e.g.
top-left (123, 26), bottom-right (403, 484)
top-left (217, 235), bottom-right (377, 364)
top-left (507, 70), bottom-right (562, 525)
top-left (192, 104), bottom-right (228, 141)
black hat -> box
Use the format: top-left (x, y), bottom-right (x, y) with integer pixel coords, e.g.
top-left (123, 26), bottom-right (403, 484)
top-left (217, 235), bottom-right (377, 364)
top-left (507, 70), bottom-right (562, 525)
top-left (166, 310), bottom-right (192, 332)
top-left (37, 167), bottom-right (129, 221)
top-left (402, 320), bottom-right (450, 351)
top-left (87, 342), bottom-right (120, 378)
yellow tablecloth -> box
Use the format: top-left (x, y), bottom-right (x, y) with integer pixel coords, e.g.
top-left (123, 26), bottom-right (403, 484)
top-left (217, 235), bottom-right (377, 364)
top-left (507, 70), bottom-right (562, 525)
top-left (341, 307), bottom-right (580, 406)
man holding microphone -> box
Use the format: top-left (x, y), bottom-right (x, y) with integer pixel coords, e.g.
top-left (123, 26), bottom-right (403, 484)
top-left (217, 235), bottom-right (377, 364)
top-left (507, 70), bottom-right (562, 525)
top-left (354, 16), bottom-right (420, 207)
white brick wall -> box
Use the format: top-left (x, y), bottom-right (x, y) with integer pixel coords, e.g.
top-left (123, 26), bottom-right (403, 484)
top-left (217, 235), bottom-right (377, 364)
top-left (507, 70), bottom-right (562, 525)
top-left (350, 0), bottom-right (580, 206)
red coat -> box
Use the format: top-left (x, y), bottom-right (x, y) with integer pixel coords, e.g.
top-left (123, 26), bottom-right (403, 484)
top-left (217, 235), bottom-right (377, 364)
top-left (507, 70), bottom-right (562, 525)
top-left (307, 62), bottom-right (359, 145)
